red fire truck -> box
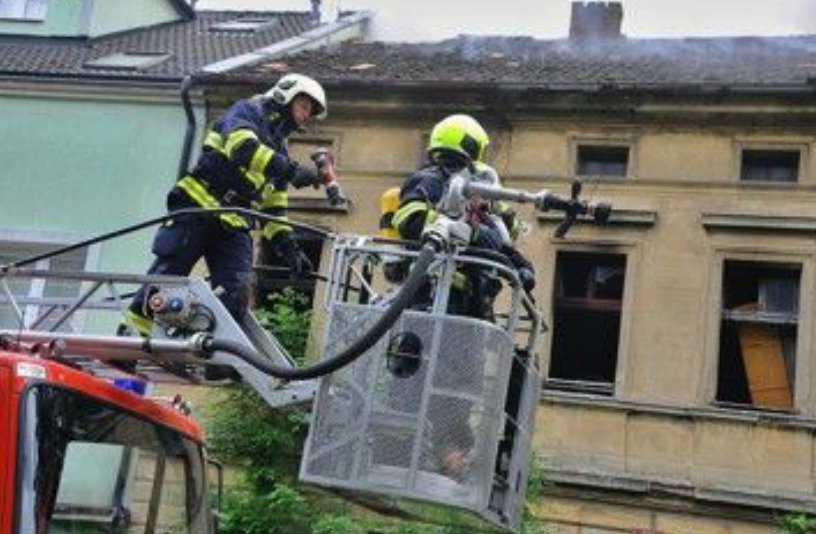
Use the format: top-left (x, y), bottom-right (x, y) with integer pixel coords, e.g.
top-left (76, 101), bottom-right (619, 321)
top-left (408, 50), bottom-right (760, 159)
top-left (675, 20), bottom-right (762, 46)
top-left (0, 348), bottom-right (217, 533)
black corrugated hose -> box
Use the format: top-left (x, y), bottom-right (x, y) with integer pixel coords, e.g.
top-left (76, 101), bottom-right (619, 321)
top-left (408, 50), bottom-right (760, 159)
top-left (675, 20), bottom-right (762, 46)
top-left (202, 244), bottom-right (436, 380)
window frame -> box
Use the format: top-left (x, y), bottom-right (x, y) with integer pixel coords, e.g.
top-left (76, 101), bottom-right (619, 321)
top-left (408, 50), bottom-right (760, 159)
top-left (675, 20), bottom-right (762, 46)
top-left (83, 52), bottom-right (172, 72)
top-left (704, 248), bottom-right (814, 415)
top-left (0, 229), bottom-right (101, 332)
top-left (0, 0), bottom-right (47, 21)
top-left (209, 16), bottom-right (279, 32)
top-left (734, 141), bottom-right (808, 185)
top-left (570, 135), bottom-right (637, 180)
top-left (541, 242), bottom-right (637, 397)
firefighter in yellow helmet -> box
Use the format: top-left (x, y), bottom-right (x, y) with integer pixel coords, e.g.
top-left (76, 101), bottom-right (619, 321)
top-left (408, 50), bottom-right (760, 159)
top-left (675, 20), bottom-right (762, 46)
top-left (392, 114), bottom-right (535, 297)
top-left (392, 114), bottom-right (489, 245)
top-left (389, 114), bottom-right (534, 479)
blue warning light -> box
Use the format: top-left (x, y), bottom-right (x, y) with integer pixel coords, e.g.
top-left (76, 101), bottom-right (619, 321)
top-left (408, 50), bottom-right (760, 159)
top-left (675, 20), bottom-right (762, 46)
top-left (113, 378), bottom-right (148, 396)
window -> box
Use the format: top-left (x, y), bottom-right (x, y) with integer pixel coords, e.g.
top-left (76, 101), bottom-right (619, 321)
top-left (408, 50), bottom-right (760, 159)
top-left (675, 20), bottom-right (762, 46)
top-left (210, 17), bottom-right (279, 32)
top-left (0, 0), bottom-right (46, 20)
top-left (16, 385), bottom-right (207, 532)
top-left (577, 144), bottom-right (629, 178)
top-left (740, 149), bottom-right (800, 183)
top-left (0, 241), bottom-right (91, 331)
top-left (547, 251), bottom-right (626, 394)
top-left (84, 52), bottom-right (171, 72)
top-left (717, 260), bottom-right (800, 411)
top-left (255, 230), bottom-right (325, 310)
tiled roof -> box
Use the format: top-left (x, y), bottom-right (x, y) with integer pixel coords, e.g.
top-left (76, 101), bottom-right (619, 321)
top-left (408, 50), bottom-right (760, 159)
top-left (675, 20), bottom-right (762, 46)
top-left (0, 11), bottom-right (312, 80)
top-left (239, 34), bottom-right (816, 91)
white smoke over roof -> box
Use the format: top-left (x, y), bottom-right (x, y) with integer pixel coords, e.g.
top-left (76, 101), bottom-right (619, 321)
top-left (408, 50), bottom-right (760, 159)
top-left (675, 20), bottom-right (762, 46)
top-left (194, 0), bottom-right (816, 42)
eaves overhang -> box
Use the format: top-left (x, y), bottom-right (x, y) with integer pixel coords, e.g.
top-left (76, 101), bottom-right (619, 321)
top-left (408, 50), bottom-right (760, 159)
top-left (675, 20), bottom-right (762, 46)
top-left (197, 72), bottom-right (816, 97)
top-left (196, 73), bottom-right (816, 127)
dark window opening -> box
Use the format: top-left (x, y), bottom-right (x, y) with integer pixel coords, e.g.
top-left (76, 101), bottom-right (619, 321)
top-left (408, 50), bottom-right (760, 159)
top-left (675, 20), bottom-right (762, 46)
top-left (577, 145), bottom-right (629, 178)
top-left (740, 149), bottom-right (800, 183)
top-left (716, 260), bottom-right (799, 411)
top-left (255, 230), bottom-right (324, 311)
top-left (547, 251), bottom-right (626, 394)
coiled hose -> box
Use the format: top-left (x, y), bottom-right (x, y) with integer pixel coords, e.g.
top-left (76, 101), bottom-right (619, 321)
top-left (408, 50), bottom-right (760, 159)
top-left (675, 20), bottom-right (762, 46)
top-left (202, 244), bottom-right (436, 380)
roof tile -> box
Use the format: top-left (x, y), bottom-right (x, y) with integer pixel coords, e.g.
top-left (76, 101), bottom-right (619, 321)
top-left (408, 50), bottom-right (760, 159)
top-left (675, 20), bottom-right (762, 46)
top-left (0, 11), bottom-right (312, 79)
top-left (236, 34), bottom-right (816, 89)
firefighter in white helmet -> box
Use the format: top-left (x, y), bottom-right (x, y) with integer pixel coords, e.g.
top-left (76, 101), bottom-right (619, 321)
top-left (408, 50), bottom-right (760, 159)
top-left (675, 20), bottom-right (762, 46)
top-left (123, 73), bottom-right (336, 339)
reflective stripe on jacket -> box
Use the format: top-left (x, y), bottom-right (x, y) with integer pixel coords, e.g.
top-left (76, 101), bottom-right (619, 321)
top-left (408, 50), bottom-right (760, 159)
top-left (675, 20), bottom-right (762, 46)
top-left (174, 97), bottom-right (296, 228)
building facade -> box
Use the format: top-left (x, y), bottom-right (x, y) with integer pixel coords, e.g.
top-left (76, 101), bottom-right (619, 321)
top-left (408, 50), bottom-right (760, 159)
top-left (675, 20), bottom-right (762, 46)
top-left (200, 15), bottom-right (816, 531)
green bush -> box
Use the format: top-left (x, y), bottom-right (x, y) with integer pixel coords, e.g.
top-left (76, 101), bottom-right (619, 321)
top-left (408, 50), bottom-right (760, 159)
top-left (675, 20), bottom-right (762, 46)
top-left (219, 484), bottom-right (309, 534)
top-left (207, 288), bottom-right (317, 532)
top-left (779, 512), bottom-right (816, 534)
top-left (253, 287), bottom-right (312, 363)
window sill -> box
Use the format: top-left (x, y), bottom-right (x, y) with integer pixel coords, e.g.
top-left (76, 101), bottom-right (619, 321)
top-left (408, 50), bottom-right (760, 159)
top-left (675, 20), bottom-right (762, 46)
top-left (288, 197), bottom-right (350, 214)
top-left (0, 17), bottom-right (45, 23)
top-left (543, 378), bottom-right (614, 396)
top-left (722, 309), bottom-right (798, 325)
top-left (537, 208), bottom-right (657, 227)
top-left (739, 179), bottom-right (798, 187)
top-left (541, 390), bottom-right (814, 429)
top-left (701, 212), bottom-right (816, 233)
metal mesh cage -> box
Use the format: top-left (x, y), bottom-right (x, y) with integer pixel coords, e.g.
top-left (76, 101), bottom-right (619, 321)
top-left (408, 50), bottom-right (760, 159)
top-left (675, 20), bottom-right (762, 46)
top-left (301, 303), bottom-right (539, 531)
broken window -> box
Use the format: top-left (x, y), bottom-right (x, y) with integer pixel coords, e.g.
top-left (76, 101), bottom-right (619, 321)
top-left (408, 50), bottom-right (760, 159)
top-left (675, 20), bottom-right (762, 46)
top-left (740, 149), bottom-right (800, 183)
top-left (716, 260), bottom-right (800, 411)
top-left (547, 251), bottom-right (627, 395)
top-left (577, 145), bottom-right (629, 178)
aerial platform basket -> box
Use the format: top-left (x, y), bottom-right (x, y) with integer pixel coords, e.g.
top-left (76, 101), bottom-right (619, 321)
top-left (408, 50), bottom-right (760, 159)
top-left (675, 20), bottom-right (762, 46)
top-left (300, 237), bottom-right (545, 532)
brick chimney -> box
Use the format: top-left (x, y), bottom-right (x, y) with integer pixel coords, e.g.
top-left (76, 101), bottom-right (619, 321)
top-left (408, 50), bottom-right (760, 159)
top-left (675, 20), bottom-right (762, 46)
top-left (570, 2), bottom-right (623, 40)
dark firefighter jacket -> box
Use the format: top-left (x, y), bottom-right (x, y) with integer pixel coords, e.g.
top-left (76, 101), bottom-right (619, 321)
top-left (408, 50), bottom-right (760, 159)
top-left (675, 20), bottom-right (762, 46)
top-left (392, 164), bottom-right (534, 284)
top-left (170, 96), bottom-right (296, 239)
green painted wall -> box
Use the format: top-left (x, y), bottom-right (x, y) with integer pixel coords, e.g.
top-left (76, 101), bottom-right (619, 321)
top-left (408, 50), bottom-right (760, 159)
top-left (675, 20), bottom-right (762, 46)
top-left (0, 0), bottom-right (86, 37)
top-left (90, 0), bottom-right (180, 38)
top-left (0, 0), bottom-right (181, 37)
top-left (0, 94), bottom-right (205, 274)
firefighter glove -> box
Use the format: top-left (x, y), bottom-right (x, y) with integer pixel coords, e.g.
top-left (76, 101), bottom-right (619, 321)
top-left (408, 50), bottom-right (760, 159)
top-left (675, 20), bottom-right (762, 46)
top-left (289, 249), bottom-right (314, 277)
top-left (325, 182), bottom-right (348, 206)
top-left (422, 214), bottom-right (472, 251)
top-left (266, 233), bottom-right (313, 277)
top-left (518, 267), bottom-right (536, 292)
top-left (289, 161), bottom-right (321, 189)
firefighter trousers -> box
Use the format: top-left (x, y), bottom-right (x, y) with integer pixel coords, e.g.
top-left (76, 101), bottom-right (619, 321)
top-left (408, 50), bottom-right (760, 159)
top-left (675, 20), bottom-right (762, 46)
top-left (129, 212), bottom-right (253, 320)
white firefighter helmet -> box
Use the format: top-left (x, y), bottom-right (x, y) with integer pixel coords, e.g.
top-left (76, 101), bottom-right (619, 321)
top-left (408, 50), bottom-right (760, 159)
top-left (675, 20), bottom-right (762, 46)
top-left (265, 73), bottom-right (327, 120)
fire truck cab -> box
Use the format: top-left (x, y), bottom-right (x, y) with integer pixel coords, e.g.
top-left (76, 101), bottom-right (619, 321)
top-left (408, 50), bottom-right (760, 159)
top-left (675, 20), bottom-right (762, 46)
top-left (0, 350), bottom-right (216, 534)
